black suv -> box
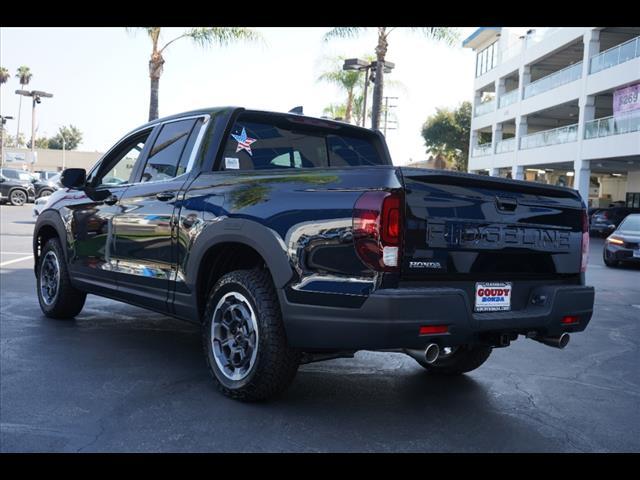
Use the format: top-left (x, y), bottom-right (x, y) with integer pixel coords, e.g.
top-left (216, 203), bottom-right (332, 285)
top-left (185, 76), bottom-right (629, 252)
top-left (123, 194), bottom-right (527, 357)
top-left (33, 107), bottom-right (595, 401)
top-left (0, 168), bottom-right (36, 205)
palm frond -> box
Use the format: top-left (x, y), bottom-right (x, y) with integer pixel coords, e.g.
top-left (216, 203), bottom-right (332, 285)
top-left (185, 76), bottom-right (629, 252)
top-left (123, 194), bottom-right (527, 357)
top-left (323, 27), bottom-right (366, 42)
top-left (409, 27), bottom-right (460, 46)
top-left (183, 27), bottom-right (264, 49)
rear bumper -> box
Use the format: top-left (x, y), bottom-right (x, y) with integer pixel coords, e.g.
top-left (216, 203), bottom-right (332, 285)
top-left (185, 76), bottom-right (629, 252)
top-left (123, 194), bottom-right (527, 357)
top-left (590, 224), bottom-right (616, 235)
top-left (280, 284), bottom-right (594, 350)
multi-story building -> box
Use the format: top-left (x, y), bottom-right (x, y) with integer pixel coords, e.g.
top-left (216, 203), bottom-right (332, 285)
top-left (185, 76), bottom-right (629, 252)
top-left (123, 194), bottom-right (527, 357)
top-left (463, 27), bottom-right (640, 207)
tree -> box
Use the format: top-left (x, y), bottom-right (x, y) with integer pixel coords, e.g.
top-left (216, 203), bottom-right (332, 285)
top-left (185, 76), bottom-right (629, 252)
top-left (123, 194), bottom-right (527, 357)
top-left (3, 132), bottom-right (26, 148)
top-left (128, 28), bottom-right (262, 121)
top-left (322, 103), bottom-right (347, 120)
top-left (15, 66), bottom-right (32, 140)
top-left (317, 56), bottom-right (365, 123)
top-left (27, 136), bottom-right (50, 149)
top-left (421, 101), bottom-right (471, 172)
top-left (0, 67), bottom-right (9, 88)
top-left (48, 125), bottom-right (83, 150)
top-left (324, 28), bottom-right (459, 131)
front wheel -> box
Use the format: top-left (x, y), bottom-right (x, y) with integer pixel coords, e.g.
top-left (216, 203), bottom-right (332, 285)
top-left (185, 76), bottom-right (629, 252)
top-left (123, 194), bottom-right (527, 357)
top-left (413, 345), bottom-right (492, 375)
top-left (603, 249), bottom-right (619, 268)
top-left (36, 237), bottom-right (87, 319)
top-left (202, 269), bottom-right (300, 401)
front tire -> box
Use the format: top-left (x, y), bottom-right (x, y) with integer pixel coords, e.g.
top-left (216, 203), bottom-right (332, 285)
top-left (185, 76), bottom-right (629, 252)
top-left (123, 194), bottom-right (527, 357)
top-left (603, 249), bottom-right (619, 268)
top-left (413, 345), bottom-right (492, 375)
top-left (202, 269), bottom-right (300, 401)
top-left (37, 238), bottom-right (87, 319)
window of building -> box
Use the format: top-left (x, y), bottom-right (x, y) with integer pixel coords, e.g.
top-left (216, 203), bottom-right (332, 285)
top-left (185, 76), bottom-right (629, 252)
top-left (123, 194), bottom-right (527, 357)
top-left (476, 41), bottom-right (498, 77)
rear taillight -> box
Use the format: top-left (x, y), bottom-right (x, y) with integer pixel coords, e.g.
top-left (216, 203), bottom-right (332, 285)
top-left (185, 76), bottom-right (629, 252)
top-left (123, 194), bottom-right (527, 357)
top-left (353, 190), bottom-right (403, 272)
top-left (581, 209), bottom-right (589, 273)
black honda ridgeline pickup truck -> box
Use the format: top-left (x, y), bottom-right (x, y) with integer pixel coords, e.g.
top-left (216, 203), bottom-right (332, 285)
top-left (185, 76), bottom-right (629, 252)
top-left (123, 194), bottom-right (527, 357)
top-left (33, 107), bottom-right (595, 401)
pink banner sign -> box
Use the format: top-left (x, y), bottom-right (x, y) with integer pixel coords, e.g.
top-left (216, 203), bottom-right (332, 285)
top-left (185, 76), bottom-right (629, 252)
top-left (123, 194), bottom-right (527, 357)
top-left (613, 83), bottom-right (640, 116)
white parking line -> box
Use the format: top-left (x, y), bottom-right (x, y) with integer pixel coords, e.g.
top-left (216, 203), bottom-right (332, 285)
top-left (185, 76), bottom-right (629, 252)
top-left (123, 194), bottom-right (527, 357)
top-left (0, 255), bottom-right (33, 267)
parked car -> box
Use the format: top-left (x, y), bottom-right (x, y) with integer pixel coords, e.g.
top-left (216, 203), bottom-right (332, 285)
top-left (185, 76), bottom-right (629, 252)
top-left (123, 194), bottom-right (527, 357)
top-left (0, 168), bottom-right (36, 205)
top-left (33, 173), bottom-right (62, 198)
top-left (590, 207), bottom-right (640, 237)
top-left (35, 170), bottom-right (60, 182)
top-left (32, 107), bottom-right (595, 401)
top-left (603, 214), bottom-right (640, 267)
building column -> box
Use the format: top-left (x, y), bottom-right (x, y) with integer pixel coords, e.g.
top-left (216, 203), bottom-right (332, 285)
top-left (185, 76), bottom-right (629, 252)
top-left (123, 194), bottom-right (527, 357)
top-left (582, 29), bottom-right (601, 76)
top-left (574, 158), bottom-right (591, 204)
top-left (515, 116), bottom-right (528, 146)
top-left (519, 65), bottom-right (531, 101)
top-left (496, 78), bottom-right (506, 107)
top-left (512, 164), bottom-right (524, 180)
top-left (578, 95), bottom-right (596, 141)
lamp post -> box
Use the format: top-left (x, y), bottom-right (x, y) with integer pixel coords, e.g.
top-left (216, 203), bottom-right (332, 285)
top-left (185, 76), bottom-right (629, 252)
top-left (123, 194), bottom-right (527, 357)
top-left (342, 58), bottom-right (395, 129)
top-left (61, 133), bottom-right (66, 170)
top-left (1, 115), bottom-right (14, 167)
top-left (15, 89), bottom-right (53, 171)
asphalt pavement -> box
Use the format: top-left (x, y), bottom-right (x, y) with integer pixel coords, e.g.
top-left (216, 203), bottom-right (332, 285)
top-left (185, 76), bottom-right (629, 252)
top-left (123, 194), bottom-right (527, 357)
top-left (1, 203), bottom-right (639, 452)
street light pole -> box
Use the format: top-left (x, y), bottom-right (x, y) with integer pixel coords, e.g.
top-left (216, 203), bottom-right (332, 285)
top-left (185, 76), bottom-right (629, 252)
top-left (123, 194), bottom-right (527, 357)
top-left (0, 116), bottom-right (14, 167)
top-left (15, 89), bottom-right (53, 172)
top-left (61, 134), bottom-right (66, 170)
top-left (361, 66), bottom-right (370, 128)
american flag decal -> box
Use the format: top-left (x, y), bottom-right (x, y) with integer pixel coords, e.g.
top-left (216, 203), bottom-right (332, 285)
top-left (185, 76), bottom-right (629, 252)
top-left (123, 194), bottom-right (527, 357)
top-left (231, 127), bottom-right (257, 156)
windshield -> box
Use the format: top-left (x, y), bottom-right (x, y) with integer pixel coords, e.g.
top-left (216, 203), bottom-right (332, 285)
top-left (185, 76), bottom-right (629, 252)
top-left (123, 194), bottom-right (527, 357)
top-left (619, 215), bottom-right (640, 231)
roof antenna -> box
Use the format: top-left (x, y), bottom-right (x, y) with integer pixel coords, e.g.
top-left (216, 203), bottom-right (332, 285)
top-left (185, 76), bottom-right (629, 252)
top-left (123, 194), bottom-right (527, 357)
top-left (288, 106), bottom-right (303, 115)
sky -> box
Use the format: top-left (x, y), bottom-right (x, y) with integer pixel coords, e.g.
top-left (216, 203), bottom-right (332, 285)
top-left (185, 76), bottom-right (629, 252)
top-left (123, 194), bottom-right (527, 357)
top-left (0, 27), bottom-right (477, 166)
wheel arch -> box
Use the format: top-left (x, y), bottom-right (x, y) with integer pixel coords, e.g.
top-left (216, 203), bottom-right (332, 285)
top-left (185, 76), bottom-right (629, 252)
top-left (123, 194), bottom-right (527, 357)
top-left (187, 219), bottom-right (294, 320)
top-left (33, 211), bottom-right (70, 275)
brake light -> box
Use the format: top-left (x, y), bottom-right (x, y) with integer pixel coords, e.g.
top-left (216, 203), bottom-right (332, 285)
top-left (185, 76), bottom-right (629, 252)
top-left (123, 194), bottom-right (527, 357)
top-left (561, 315), bottom-right (579, 325)
top-left (581, 209), bottom-right (589, 273)
top-left (353, 191), bottom-right (403, 271)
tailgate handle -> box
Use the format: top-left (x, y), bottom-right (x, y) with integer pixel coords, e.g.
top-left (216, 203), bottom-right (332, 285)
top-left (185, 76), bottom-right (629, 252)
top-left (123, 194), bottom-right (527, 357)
top-left (495, 196), bottom-right (517, 212)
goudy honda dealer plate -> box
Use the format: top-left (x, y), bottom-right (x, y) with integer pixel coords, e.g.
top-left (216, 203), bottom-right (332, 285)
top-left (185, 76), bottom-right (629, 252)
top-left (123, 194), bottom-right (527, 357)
top-left (475, 282), bottom-right (512, 312)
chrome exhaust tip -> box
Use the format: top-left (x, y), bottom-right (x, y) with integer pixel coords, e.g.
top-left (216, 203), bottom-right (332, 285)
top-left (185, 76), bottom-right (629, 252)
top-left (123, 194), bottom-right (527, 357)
top-left (534, 333), bottom-right (570, 349)
top-left (424, 343), bottom-right (440, 364)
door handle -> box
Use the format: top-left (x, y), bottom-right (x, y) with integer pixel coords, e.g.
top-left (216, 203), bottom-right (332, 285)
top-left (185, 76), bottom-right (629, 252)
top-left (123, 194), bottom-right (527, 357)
top-left (104, 194), bottom-right (118, 206)
top-left (156, 192), bottom-right (175, 202)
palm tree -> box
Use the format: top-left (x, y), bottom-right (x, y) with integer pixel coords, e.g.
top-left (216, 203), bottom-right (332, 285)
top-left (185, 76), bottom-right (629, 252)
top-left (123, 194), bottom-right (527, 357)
top-left (324, 28), bottom-right (459, 131)
top-left (322, 103), bottom-right (347, 120)
top-left (0, 67), bottom-right (9, 88)
top-left (317, 56), bottom-right (364, 123)
top-left (129, 28), bottom-right (263, 121)
top-left (15, 66), bottom-right (32, 141)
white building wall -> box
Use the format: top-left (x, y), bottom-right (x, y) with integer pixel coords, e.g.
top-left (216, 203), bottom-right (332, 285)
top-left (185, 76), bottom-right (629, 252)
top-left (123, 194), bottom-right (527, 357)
top-left (465, 27), bottom-right (640, 205)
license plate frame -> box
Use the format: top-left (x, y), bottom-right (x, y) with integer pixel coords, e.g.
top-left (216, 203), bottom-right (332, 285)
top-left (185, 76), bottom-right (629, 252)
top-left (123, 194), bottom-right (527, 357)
top-left (475, 282), bottom-right (512, 312)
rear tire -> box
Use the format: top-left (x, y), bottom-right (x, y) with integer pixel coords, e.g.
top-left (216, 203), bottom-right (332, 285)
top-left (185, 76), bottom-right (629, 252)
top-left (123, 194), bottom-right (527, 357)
top-left (413, 345), bottom-right (492, 375)
top-left (9, 189), bottom-right (27, 206)
top-left (37, 237), bottom-right (86, 319)
top-left (202, 269), bottom-right (300, 401)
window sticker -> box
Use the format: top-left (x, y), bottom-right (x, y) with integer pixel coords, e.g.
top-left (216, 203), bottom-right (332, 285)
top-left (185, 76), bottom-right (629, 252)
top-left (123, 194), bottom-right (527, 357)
top-left (225, 157), bottom-right (240, 170)
top-left (231, 127), bottom-right (257, 156)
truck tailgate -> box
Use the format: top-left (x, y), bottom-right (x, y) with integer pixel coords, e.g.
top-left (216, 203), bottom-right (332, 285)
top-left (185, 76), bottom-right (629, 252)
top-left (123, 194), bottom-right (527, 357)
top-left (399, 168), bottom-right (585, 279)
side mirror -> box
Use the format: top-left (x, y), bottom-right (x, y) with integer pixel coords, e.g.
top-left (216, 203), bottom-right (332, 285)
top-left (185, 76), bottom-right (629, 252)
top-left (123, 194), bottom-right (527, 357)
top-left (0, 177), bottom-right (5, 183)
top-left (60, 168), bottom-right (86, 189)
